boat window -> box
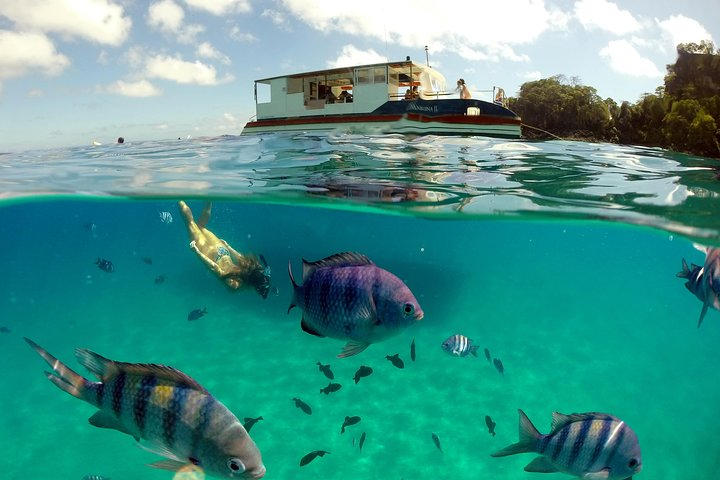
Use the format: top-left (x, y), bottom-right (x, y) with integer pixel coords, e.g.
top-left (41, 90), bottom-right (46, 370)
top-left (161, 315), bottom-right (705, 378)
top-left (256, 82), bottom-right (271, 104)
top-left (373, 67), bottom-right (387, 84)
top-left (287, 77), bottom-right (303, 94)
top-left (355, 68), bottom-right (371, 85)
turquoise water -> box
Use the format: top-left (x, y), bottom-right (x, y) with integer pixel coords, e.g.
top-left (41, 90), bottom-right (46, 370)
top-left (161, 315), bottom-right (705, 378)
top-left (1, 134), bottom-right (720, 480)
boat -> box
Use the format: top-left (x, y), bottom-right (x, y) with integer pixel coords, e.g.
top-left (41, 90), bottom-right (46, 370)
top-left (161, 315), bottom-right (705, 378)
top-left (242, 59), bottom-right (521, 138)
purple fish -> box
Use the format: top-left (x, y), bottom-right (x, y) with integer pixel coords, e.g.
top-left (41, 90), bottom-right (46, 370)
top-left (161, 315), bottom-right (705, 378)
top-left (288, 252), bottom-right (423, 358)
top-left (677, 247), bottom-right (720, 327)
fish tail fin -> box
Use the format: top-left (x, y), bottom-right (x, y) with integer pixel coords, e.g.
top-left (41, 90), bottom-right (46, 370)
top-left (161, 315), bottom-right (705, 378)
top-left (287, 260), bottom-right (298, 313)
top-left (676, 258), bottom-right (690, 278)
top-left (490, 409), bottom-right (540, 457)
top-left (25, 338), bottom-right (91, 401)
top-left (470, 345), bottom-right (479, 357)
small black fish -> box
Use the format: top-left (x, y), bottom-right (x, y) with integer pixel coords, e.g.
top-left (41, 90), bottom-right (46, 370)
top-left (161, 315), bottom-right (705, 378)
top-left (484, 348), bottom-right (491, 363)
top-left (353, 365), bottom-right (373, 384)
top-left (243, 416), bottom-right (264, 433)
top-left (317, 361), bottom-right (334, 379)
top-left (410, 338), bottom-right (416, 362)
top-left (386, 353), bottom-right (405, 369)
top-left (320, 382), bottom-right (342, 395)
top-left (154, 275), bottom-right (166, 284)
top-left (431, 432), bottom-right (442, 452)
top-left (493, 358), bottom-right (505, 376)
top-left (141, 257), bottom-right (153, 265)
top-left (293, 397), bottom-right (312, 415)
top-left (187, 308), bottom-right (207, 321)
top-left (341, 415), bottom-right (361, 434)
top-left (359, 431), bottom-right (367, 451)
top-left (299, 450), bottom-right (330, 467)
top-left (0, 326), bottom-right (11, 334)
top-left (485, 415), bottom-right (496, 436)
top-left (95, 257), bottom-right (114, 273)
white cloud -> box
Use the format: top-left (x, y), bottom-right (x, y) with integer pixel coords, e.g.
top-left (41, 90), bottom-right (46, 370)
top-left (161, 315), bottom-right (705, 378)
top-left (105, 79), bottom-right (162, 97)
top-left (147, 0), bottom-right (204, 44)
top-left (27, 89), bottom-right (45, 97)
top-left (145, 54), bottom-right (234, 85)
top-left (0, 0), bottom-right (131, 46)
top-left (229, 26), bottom-right (257, 43)
top-left (327, 45), bottom-right (387, 69)
top-left (599, 40), bottom-right (663, 77)
top-left (196, 42), bottom-right (231, 65)
top-left (656, 15), bottom-right (715, 50)
top-left (574, 0), bottom-right (642, 35)
top-left (183, 0), bottom-right (251, 15)
top-left (223, 112), bottom-right (237, 122)
top-left (262, 9), bottom-right (288, 27)
top-left (520, 71), bottom-right (543, 80)
top-left (0, 30), bottom-right (70, 79)
top-left (280, 0), bottom-right (569, 62)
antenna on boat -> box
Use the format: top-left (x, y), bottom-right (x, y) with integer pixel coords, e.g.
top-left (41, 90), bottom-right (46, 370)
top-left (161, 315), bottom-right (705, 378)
top-left (425, 45), bottom-right (430, 66)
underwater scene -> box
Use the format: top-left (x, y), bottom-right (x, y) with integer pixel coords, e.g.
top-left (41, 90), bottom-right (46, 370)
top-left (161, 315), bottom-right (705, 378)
top-left (1, 134), bottom-right (719, 480)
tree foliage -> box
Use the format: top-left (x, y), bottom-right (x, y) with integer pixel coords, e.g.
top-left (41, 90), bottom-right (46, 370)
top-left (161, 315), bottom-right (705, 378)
top-left (509, 42), bottom-right (720, 158)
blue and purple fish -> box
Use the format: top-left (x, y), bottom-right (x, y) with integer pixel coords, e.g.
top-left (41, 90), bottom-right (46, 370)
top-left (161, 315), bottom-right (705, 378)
top-left (288, 252), bottom-right (423, 358)
top-left (677, 247), bottom-right (720, 328)
top-left (25, 338), bottom-right (265, 479)
top-left (492, 410), bottom-right (641, 480)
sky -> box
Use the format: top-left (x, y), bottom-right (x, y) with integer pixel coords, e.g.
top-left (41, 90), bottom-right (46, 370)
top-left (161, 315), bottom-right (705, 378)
top-left (0, 0), bottom-right (717, 151)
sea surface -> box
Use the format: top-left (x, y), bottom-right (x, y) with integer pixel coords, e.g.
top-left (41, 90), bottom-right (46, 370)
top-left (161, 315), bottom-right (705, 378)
top-left (1, 133), bottom-right (719, 480)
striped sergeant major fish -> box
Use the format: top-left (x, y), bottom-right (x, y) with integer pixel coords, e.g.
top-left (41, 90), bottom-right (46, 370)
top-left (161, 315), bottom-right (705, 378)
top-left (441, 334), bottom-right (479, 357)
top-left (677, 247), bottom-right (720, 328)
top-left (288, 252), bottom-right (423, 358)
top-left (24, 338), bottom-right (265, 479)
top-left (491, 409), bottom-right (641, 480)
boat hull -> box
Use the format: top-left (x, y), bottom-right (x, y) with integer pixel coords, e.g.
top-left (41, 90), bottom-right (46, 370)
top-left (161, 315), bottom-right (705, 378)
top-left (243, 99), bottom-right (521, 138)
top-left (243, 113), bottom-right (521, 138)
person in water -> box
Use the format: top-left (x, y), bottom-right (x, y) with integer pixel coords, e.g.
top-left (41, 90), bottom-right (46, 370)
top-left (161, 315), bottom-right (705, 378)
top-left (178, 200), bottom-right (272, 298)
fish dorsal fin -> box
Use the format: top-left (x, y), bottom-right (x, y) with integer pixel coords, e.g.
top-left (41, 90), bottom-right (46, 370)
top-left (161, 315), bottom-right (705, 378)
top-left (302, 252), bottom-right (373, 280)
top-left (75, 349), bottom-right (208, 393)
top-left (551, 412), bottom-right (590, 432)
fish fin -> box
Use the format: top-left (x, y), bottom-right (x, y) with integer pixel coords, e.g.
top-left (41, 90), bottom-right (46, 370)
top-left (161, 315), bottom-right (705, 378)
top-left (490, 409), bottom-right (541, 457)
top-left (692, 243), bottom-right (709, 253)
top-left (676, 258), bottom-right (690, 278)
top-left (338, 340), bottom-right (370, 358)
top-left (582, 470), bottom-right (611, 480)
top-left (470, 345), bottom-right (479, 357)
top-left (550, 412), bottom-right (606, 432)
top-left (698, 303), bottom-right (709, 328)
top-left (301, 319), bottom-right (325, 337)
top-left (137, 439), bottom-right (185, 463)
top-left (75, 349), bottom-right (208, 393)
top-left (25, 338), bottom-right (89, 401)
top-left (302, 252), bottom-right (373, 279)
top-left (147, 459), bottom-right (192, 472)
top-left (88, 411), bottom-right (136, 437)
top-left (524, 456), bottom-right (558, 473)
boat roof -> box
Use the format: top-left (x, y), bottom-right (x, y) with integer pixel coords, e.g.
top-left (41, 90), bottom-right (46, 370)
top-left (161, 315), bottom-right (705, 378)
top-left (253, 60), bottom-right (444, 84)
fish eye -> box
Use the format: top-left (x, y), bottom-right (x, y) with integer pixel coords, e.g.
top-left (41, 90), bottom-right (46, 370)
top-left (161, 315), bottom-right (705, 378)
top-left (227, 458), bottom-right (246, 473)
top-left (628, 458), bottom-right (639, 468)
top-left (403, 303), bottom-right (415, 316)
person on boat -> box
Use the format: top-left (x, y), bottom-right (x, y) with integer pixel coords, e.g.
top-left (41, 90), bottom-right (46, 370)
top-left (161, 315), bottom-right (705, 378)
top-left (338, 90), bottom-right (353, 103)
top-left (178, 200), bottom-right (272, 298)
top-left (404, 86), bottom-right (419, 100)
top-left (456, 79), bottom-right (472, 99)
top-left (325, 89), bottom-right (337, 104)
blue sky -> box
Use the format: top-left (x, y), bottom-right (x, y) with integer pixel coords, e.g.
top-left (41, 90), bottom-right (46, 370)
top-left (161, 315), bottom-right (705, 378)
top-left (0, 0), bottom-right (717, 150)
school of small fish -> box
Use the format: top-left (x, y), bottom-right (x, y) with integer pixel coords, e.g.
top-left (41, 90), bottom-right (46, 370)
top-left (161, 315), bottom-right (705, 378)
top-left (36, 212), bottom-right (720, 479)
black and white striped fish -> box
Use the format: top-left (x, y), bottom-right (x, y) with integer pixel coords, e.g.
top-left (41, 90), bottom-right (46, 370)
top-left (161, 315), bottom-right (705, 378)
top-left (677, 247), bottom-right (720, 327)
top-left (25, 338), bottom-right (265, 479)
top-left (441, 334), bottom-right (479, 357)
top-left (491, 409), bottom-right (641, 480)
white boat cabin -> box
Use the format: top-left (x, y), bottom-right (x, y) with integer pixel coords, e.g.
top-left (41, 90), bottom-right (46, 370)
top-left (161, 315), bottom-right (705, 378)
top-left (253, 60), bottom-right (448, 119)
